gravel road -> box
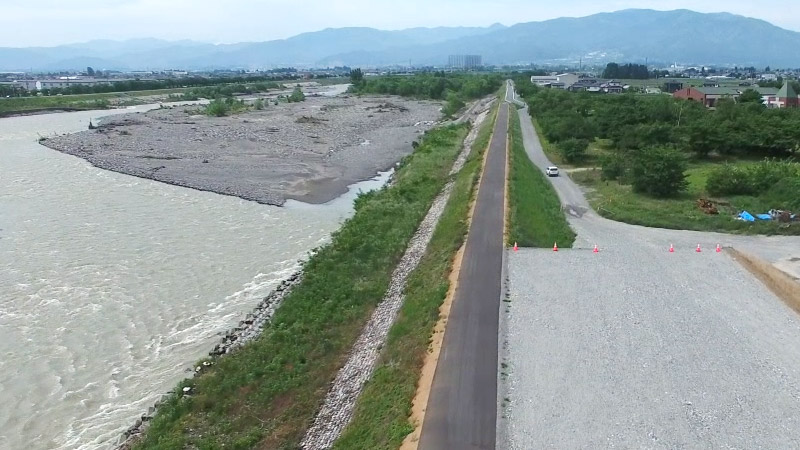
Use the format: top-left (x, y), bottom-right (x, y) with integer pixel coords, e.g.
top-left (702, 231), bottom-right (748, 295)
top-left (499, 84), bottom-right (800, 448)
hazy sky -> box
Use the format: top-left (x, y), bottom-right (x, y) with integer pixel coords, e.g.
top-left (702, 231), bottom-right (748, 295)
top-left (0, 0), bottom-right (797, 47)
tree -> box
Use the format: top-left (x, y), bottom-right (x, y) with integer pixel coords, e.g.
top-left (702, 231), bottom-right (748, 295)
top-left (559, 138), bottom-right (589, 163)
top-left (603, 63), bottom-right (620, 79)
top-left (87, 66), bottom-right (95, 76)
top-left (738, 89), bottom-right (763, 104)
top-left (630, 146), bottom-right (688, 197)
top-left (349, 68), bottom-right (364, 87)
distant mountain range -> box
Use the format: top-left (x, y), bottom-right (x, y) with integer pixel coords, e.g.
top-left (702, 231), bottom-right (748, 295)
top-left (2, 9), bottom-right (800, 71)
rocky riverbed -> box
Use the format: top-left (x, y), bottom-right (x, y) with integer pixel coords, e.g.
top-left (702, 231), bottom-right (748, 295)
top-left (42, 95), bottom-right (442, 206)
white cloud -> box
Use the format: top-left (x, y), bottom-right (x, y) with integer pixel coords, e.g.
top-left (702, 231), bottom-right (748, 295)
top-left (0, 0), bottom-right (796, 46)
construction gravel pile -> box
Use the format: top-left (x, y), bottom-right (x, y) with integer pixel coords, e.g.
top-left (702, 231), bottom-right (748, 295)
top-left (43, 95), bottom-right (442, 205)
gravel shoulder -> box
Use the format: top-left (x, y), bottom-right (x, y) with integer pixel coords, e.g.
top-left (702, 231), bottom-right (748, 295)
top-left (500, 85), bottom-right (800, 448)
top-left (502, 247), bottom-right (800, 449)
top-left (42, 95), bottom-right (442, 206)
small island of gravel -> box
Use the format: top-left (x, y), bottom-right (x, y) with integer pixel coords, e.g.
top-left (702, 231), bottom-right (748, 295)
top-left (43, 94), bottom-right (443, 205)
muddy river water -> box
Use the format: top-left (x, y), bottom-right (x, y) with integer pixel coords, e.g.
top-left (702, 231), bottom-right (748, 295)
top-left (0, 105), bottom-right (386, 449)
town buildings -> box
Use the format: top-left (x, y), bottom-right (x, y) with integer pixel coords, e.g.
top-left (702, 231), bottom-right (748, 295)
top-left (530, 73), bottom-right (579, 89)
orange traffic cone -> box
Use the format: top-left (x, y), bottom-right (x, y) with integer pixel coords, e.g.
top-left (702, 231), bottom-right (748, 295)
top-left (669, 244), bottom-right (675, 253)
top-left (553, 242), bottom-right (558, 252)
top-left (513, 242), bottom-right (518, 252)
top-left (696, 244), bottom-right (702, 253)
top-left (716, 244), bottom-right (721, 253)
top-left (593, 244), bottom-right (599, 253)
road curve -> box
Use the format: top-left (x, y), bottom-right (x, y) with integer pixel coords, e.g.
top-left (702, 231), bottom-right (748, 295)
top-left (418, 99), bottom-right (509, 450)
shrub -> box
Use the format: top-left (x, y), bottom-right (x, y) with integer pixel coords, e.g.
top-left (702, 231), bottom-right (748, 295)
top-left (288, 86), bottom-right (305, 103)
top-left (761, 177), bottom-right (800, 211)
top-left (442, 92), bottom-right (465, 116)
top-left (706, 159), bottom-right (800, 197)
top-left (253, 98), bottom-right (265, 110)
top-left (205, 98), bottom-right (230, 117)
top-left (630, 146), bottom-right (688, 197)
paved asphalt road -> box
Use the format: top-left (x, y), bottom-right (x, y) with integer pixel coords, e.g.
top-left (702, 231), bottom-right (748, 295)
top-left (418, 98), bottom-right (510, 450)
top-left (499, 84), bottom-right (800, 448)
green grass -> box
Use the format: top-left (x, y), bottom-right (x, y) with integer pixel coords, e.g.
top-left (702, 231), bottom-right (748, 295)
top-left (508, 111), bottom-right (576, 248)
top-left (132, 124), bottom-right (469, 450)
top-left (331, 95), bottom-right (500, 450)
top-left (571, 163), bottom-right (800, 235)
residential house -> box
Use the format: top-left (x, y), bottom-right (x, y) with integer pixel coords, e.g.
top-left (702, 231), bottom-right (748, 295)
top-left (673, 83), bottom-right (798, 108)
top-left (568, 78), bottom-right (602, 92)
top-left (601, 80), bottom-right (624, 94)
top-left (775, 82), bottom-right (799, 108)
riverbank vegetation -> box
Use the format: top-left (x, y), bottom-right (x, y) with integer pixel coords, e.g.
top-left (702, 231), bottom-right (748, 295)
top-left (331, 95), bottom-right (500, 449)
top-left (0, 74), bottom-right (301, 98)
top-left (350, 72), bottom-right (503, 117)
top-left (133, 124), bottom-right (469, 449)
top-left (0, 80), bottom-right (283, 116)
top-left (0, 94), bottom-right (123, 116)
top-left (511, 73), bottom-right (800, 234)
top-left (507, 110), bottom-right (576, 247)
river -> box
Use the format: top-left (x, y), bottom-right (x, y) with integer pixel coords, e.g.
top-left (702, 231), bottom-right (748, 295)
top-left (0, 105), bottom-right (387, 449)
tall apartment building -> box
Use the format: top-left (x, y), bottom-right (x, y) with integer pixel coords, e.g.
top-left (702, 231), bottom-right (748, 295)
top-left (448, 55), bottom-right (482, 69)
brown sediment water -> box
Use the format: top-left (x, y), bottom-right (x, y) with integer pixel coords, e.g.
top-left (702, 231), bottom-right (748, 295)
top-left (0, 104), bottom-right (392, 450)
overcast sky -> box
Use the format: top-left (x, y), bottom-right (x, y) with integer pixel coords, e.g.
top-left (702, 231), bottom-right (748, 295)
top-left (0, 0), bottom-right (797, 47)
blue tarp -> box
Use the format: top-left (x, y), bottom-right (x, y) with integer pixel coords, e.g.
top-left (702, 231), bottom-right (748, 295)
top-left (757, 213), bottom-right (772, 220)
top-left (739, 211), bottom-right (756, 222)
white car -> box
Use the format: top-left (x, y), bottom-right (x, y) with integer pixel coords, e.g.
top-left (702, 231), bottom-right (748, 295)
top-left (546, 166), bottom-right (559, 177)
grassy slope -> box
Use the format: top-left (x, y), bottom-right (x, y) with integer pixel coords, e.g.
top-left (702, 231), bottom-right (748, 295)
top-left (508, 110), bottom-right (576, 248)
top-left (331, 97), bottom-right (500, 450)
top-left (133, 125), bottom-right (468, 450)
top-left (571, 162), bottom-right (800, 235)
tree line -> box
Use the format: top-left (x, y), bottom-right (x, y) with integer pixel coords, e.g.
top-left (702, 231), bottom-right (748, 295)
top-left (349, 71), bottom-right (503, 116)
top-left (602, 63), bottom-right (650, 79)
top-left (512, 73), bottom-right (800, 199)
top-left (0, 74), bottom-right (300, 98)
